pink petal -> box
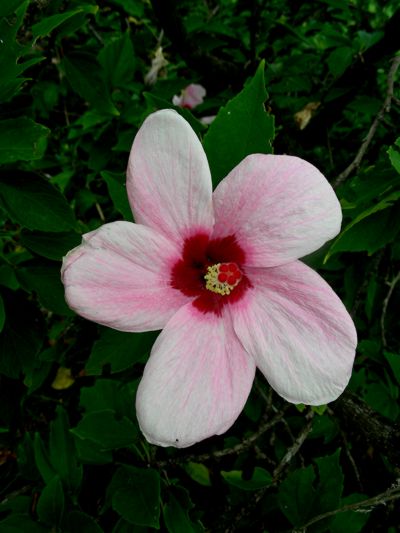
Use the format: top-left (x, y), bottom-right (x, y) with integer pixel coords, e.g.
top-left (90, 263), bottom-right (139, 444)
top-left (127, 110), bottom-right (214, 245)
top-left (212, 154), bottom-right (342, 267)
top-left (62, 221), bottom-right (190, 332)
top-left (136, 302), bottom-right (256, 447)
top-left (230, 261), bottom-right (357, 405)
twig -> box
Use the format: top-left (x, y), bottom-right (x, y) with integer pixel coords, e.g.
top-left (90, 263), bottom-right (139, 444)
top-left (272, 411), bottom-right (314, 481)
top-left (380, 270), bottom-right (400, 348)
top-left (294, 482), bottom-right (400, 532)
top-left (333, 55), bottom-right (400, 188)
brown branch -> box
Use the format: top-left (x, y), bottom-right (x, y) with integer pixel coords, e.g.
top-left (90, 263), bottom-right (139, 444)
top-left (295, 482), bottom-right (400, 532)
top-left (332, 391), bottom-right (400, 468)
top-left (333, 55), bottom-right (400, 188)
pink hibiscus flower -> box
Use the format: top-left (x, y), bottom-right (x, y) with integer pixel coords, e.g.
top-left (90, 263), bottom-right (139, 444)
top-left (172, 83), bottom-right (206, 109)
top-left (62, 110), bottom-right (357, 448)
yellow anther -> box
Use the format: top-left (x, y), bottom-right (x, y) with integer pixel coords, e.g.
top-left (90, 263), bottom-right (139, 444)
top-left (204, 263), bottom-right (242, 296)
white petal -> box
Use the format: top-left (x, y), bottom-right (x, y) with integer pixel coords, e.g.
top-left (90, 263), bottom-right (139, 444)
top-left (127, 110), bottom-right (214, 245)
top-left (136, 303), bottom-right (256, 447)
top-left (212, 154), bottom-right (342, 267)
top-left (231, 261), bottom-right (357, 404)
top-left (62, 221), bottom-right (189, 332)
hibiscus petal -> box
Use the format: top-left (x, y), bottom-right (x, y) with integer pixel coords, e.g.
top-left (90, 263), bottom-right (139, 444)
top-left (62, 221), bottom-right (190, 332)
top-left (136, 302), bottom-right (256, 447)
top-left (127, 110), bottom-right (214, 245)
top-left (231, 261), bottom-right (357, 405)
top-left (212, 154), bottom-right (342, 267)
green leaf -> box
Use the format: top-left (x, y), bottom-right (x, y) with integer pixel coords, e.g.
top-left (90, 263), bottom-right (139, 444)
top-left (0, 118), bottom-right (49, 164)
top-left (163, 491), bottom-right (197, 533)
top-left (80, 378), bottom-right (136, 420)
top-left (203, 61), bottom-right (274, 186)
top-left (278, 465), bottom-right (316, 526)
top-left (36, 475), bottom-right (65, 528)
top-left (330, 493), bottom-right (370, 533)
top-left (20, 230), bottom-right (81, 261)
top-left (65, 511), bottom-right (105, 533)
top-left (74, 435), bottom-right (113, 465)
top-left (325, 195), bottom-right (400, 258)
top-left (221, 467), bottom-right (272, 490)
top-left (71, 409), bottom-right (138, 450)
top-left (364, 381), bottom-right (399, 421)
top-left (49, 406), bottom-right (83, 493)
top-left (34, 433), bottom-right (57, 485)
top-left (86, 328), bottom-right (156, 375)
top-left (17, 262), bottom-right (73, 316)
top-left (387, 138), bottom-right (400, 174)
top-left (184, 462), bottom-right (212, 487)
top-left (327, 46), bottom-right (353, 77)
top-left (314, 449), bottom-right (344, 515)
top-left (98, 33), bottom-right (136, 89)
top-left (32, 6), bottom-right (98, 38)
top-left (63, 53), bottom-right (119, 116)
top-left (384, 351), bottom-right (400, 385)
top-left (0, 171), bottom-right (76, 232)
top-left (101, 171), bottom-right (134, 222)
top-left (110, 466), bottom-right (160, 528)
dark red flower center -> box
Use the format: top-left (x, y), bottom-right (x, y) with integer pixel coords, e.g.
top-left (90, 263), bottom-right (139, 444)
top-left (170, 232), bottom-right (250, 314)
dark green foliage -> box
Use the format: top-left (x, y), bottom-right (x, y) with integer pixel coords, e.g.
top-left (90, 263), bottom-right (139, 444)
top-left (1, 0), bottom-right (399, 531)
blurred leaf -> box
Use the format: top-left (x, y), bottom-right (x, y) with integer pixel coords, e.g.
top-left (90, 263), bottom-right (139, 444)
top-left (0, 0), bottom-right (26, 17)
top-left (184, 462), bottom-right (212, 487)
top-left (17, 262), bottom-right (73, 316)
top-left (36, 475), bottom-right (65, 528)
top-left (86, 328), bottom-right (156, 375)
top-left (101, 171), bottom-right (134, 222)
top-left (63, 53), bottom-right (119, 116)
top-left (51, 367), bottom-right (75, 390)
top-left (221, 467), bottom-right (272, 490)
top-left (278, 465), bottom-right (316, 526)
top-left (110, 466), bottom-right (160, 528)
top-left (327, 46), bottom-right (353, 77)
top-left (203, 61), bottom-right (274, 186)
top-left (71, 409), bottom-right (138, 450)
top-left (20, 230), bottom-right (81, 261)
top-left (0, 171), bottom-right (76, 232)
top-left (98, 33), bottom-right (136, 89)
top-left (65, 511), bottom-right (104, 533)
top-left (0, 514), bottom-right (48, 532)
top-left (49, 406), bottom-right (83, 493)
top-left (0, 118), bottom-right (49, 163)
